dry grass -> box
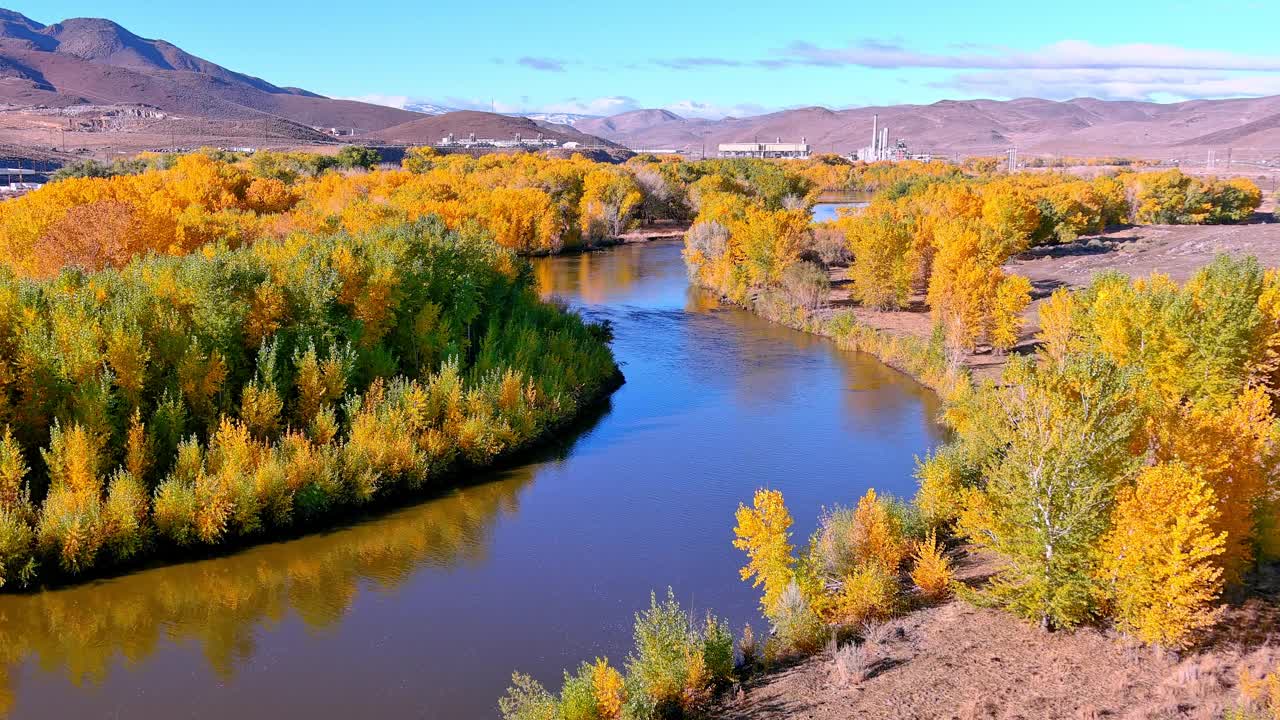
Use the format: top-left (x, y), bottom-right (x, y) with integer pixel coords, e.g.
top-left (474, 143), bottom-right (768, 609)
top-left (716, 550), bottom-right (1280, 720)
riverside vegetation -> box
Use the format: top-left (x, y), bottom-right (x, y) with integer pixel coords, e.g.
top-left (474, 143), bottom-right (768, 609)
top-left (0, 208), bottom-right (619, 588)
top-left (498, 157), bottom-right (1280, 719)
top-left (9, 149), bottom-right (1279, 716)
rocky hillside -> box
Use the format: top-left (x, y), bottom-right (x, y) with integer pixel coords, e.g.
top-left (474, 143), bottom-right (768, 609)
top-left (0, 8), bottom-right (416, 131)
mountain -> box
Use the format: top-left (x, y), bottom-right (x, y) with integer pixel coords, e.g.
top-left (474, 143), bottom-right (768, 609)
top-left (575, 97), bottom-right (1280, 158)
top-left (403, 101), bottom-right (456, 115)
top-left (512, 112), bottom-right (599, 126)
top-left (0, 8), bottom-right (420, 132)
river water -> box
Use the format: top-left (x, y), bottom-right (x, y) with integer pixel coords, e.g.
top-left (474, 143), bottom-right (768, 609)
top-left (0, 240), bottom-right (943, 719)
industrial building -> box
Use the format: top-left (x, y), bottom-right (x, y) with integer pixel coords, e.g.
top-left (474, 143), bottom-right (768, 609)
top-left (0, 168), bottom-right (46, 194)
top-left (855, 115), bottom-right (930, 162)
top-left (440, 131), bottom-right (560, 148)
top-left (717, 138), bottom-right (811, 159)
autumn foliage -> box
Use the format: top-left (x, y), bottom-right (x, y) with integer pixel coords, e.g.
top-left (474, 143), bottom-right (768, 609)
top-left (0, 217), bottom-right (617, 588)
top-left (0, 150), bottom-right (662, 281)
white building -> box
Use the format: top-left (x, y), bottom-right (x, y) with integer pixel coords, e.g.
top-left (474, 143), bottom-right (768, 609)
top-left (718, 138), bottom-right (811, 159)
top-left (438, 132), bottom-right (559, 149)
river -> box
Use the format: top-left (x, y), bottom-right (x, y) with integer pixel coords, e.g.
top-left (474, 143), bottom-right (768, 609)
top-left (0, 240), bottom-right (943, 719)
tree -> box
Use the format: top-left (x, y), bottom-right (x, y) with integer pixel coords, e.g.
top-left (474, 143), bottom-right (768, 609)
top-left (990, 273), bottom-right (1032, 354)
top-left (580, 167), bottom-right (641, 241)
top-left (958, 356), bottom-right (1138, 629)
top-left (733, 488), bottom-right (796, 616)
top-left (839, 200), bottom-right (916, 310)
top-left (334, 146), bottom-right (381, 170)
top-left (1097, 463), bottom-right (1225, 648)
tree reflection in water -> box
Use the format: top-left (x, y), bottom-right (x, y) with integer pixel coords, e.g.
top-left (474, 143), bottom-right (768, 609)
top-left (0, 418), bottom-right (615, 716)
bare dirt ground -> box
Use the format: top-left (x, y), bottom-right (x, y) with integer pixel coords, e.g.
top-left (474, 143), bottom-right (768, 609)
top-left (713, 551), bottom-right (1280, 720)
top-left (826, 215), bottom-right (1280, 382)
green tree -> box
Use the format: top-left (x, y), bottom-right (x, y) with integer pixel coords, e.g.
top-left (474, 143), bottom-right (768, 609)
top-left (958, 355), bottom-right (1139, 629)
top-left (335, 146), bottom-right (381, 170)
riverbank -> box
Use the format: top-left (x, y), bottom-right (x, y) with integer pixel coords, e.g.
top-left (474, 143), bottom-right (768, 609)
top-left (808, 218), bottom-right (1280, 385)
top-left (714, 550), bottom-right (1280, 720)
top-left (523, 223), bottom-right (691, 257)
top-left (686, 222), bottom-right (1280, 719)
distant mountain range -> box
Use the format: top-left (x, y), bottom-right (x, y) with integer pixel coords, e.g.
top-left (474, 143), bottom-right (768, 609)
top-left (571, 99), bottom-right (1280, 158)
top-left (3, 7), bottom-right (1280, 160)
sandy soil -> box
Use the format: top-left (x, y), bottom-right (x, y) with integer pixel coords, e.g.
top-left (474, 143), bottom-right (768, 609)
top-left (824, 217), bottom-right (1280, 381)
top-left (713, 551), bottom-right (1280, 720)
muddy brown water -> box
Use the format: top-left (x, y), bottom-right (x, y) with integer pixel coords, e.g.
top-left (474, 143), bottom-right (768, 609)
top-left (0, 240), bottom-right (943, 719)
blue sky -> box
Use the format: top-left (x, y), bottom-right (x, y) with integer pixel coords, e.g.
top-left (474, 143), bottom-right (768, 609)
top-left (17, 1), bottom-right (1280, 117)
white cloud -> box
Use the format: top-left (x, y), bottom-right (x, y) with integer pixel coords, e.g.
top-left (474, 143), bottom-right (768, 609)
top-left (534, 96), bottom-right (642, 115)
top-left (340, 93), bottom-right (412, 109)
top-left (938, 69), bottom-right (1280, 101)
top-left (342, 92), bottom-right (781, 121)
top-left (777, 39), bottom-right (1280, 72)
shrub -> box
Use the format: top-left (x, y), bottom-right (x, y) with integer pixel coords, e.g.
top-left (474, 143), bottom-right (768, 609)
top-left (781, 261), bottom-right (831, 312)
top-left (701, 613), bottom-right (734, 686)
top-left (625, 588), bottom-right (707, 714)
top-left (591, 658), bottom-right (625, 720)
top-left (772, 580), bottom-right (827, 655)
top-left (910, 530), bottom-right (953, 600)
top-left (0, 506), bottom-right (34, 588)
top-left (498, 672), bottom-right (558, 720)
top-left (914, 446), bottom-right (971, 529)
top-left (560, 662), bottom-right (602, 720)
top-left (850, 488), bottom-right (908, 576)
top-left (102, 470), bottom-right (150, 562)
top-left (809, 224), bottom-right (853, 266)
top-left (833, 564), bottom-right (899, 626)
top-left (829, 639), bottom-right (870, 687)
top-left (1233, 665), bottom-right (1280, 720)
top-left (738, 623), bottom-right (759, 671)
top-left (334, 146), bottom-right (381, 170)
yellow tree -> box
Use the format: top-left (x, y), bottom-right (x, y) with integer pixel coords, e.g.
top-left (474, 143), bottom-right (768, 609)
top-left (1036, 288), bottom-right (1079, 367)
top-left (1098, 463), bottom-right (1225, 648)
top-left (927, 219), bottom-right (995, 351)
top-left (580, 167), bottom-right (641, 242)
top-left (850, 487), bottom-right (907, 575)
top-left (839, 199), bottom-right (916, 310)
top-left (732, 488), bottom-right (796, 615)
top-left (1152, 386), bottom-right (1274, 582)
top-left (990, 273), bottom-right (1032, 354)
top-left (727, 206), bottom-right (810, 290)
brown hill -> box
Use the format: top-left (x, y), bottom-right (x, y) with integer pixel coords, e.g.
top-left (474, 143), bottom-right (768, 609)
top-left (577, 96), bottom-right (1280, 160)
top-left (0, 8), bottom-right (418, 132)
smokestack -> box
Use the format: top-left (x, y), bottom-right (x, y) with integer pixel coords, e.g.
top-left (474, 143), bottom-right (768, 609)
top-left (871, 114), bottom-right (878, 158)
top-left (881, 128), bottom-right (888, 159)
